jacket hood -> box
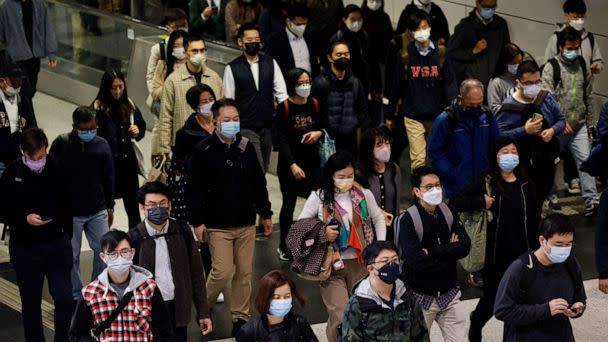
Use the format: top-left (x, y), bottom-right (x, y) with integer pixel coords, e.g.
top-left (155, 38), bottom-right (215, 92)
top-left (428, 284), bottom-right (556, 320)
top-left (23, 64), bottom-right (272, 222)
top-left (554, 23), bottom-right (589, 37)
top-left (97, 265), bottom-right (153, 297)
top-left (353, 276), bottom-right (407, 309)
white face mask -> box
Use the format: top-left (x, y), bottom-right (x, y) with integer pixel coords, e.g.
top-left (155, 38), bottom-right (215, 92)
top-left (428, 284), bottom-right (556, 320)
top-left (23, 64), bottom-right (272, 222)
top-left (289, 21), bottom-right (307, 37)
top-left (569, 18), bottom-right (585, 31)
top-left (295, 84), bottom-right (311, 98)
top-left (334, 177), bottom-right (354, 193)
top-left (346, 20), bottom-right (363, 33)
top-left (414, 28), bottom-right (431, 43)
top-left (198, 101), bottom-right (214, 117)
top-left (172, 47), bottom-right (186, 60)
top-left (373, 146), bottom-right (391, 163)
top-left (189, 53), bottom-right (206, 67)
top-left (420, 187), bottom-right (443, 206)
top-left (367, 0), bottom-right (381, 11)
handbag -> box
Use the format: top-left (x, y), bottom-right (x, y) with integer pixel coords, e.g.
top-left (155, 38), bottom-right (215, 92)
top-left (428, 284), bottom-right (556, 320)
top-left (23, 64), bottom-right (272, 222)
top-left (148, 154), bottom-right (168, 183)
top-left (458, 175), bottom-right (493, 273)
top-left (317, 129), bottom-right (336, 167)
top-left (296, 245), bottom-right (333, 282)
top-left (127, 102), bottom-right (146, 177)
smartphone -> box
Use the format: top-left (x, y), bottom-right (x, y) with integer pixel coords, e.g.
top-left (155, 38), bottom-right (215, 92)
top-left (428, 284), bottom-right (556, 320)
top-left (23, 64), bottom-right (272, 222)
top-left (328, 218), bottom-right (340, 229)
top-left (211, 5), bottom-right (218, 12)
top-left (532, 113), bottom-right (543, 121)
top-left (41, 216), bottom-right (54, 222)
top-left (301, 135), bottom-right (307, 143)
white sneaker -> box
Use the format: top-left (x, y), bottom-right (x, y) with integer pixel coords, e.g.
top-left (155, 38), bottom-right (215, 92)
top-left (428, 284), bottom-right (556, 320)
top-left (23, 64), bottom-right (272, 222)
top-left (217, 292), bottom-right (225, 303)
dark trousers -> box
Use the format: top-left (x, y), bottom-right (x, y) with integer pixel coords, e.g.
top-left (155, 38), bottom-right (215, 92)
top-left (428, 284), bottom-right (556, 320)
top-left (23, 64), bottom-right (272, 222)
top-left (118, 189), bottom-right (141, 229)
top-left (527, 158), bottom-right (557, 209)
top-left (10, 235), bottom-right (73, 342)
top-left (563, 149), bottom-right (578, 184)
top-left (469, 267), bottom-right (502, 341)
top-left (165, 300), bottom-right (188, 342)
top-left (17, 58), bottom-right (41, 95)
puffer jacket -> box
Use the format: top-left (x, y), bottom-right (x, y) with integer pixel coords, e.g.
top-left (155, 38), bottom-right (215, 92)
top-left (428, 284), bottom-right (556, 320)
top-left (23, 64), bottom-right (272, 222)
top-left (236, 313), bottom-right (318, 342)
top-left (340, 277), bottom-right (429, 342)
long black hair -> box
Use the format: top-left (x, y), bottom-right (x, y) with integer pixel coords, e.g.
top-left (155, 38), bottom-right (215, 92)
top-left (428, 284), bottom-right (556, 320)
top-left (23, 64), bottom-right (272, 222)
top-left (166, 29), bottom-right (190, 79)
top-left (358, 127), bottom-right (390, 185)
top-left (319, 151), bottom-right (354, 207)
top-left (488, 136), bottom-right (530, 194)
top-left (94, 68), bottom-right (132, 122)
top-left (492, 43), bottom-right (523, 78)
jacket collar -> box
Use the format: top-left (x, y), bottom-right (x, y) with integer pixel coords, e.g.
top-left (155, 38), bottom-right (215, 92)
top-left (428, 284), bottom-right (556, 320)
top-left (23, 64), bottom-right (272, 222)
top-left (176, 63), bottom-right (211, 82)
top-left (97, 265), bottom-right (153, 297)
top-left (353, 277), bottom-right (407, 310)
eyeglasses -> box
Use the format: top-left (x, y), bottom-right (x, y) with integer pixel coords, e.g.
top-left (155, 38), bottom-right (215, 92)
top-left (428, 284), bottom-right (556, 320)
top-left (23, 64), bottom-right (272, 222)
top-left (420, 183), bottom-right (442, 192)
top-left (144, 201), bottom-right (170, 209)
top-left (104, 248), bottom-right (134, 260)
top-left (371, 256), bottom-right (400, 265)
top-left (77, 129), bottom-right (97, 134)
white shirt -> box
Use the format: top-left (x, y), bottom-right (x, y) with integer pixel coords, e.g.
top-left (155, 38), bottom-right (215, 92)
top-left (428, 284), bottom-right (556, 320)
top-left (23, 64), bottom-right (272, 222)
top-left (145, 220), bottom-right (175, 301)
top-left (298, 189), bottom-right (386, 259)
top-left (222, 56), bottom-right (289, 103)
top-left (286, 27), bottom-right (311, 73)
top-left (0, 91), bottom-right (19, 134)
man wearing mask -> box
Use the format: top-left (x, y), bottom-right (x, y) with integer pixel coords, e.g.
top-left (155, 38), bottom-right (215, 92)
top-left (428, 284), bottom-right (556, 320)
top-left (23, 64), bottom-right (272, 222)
top-left (152, 34), bottom-right (223, 163)
top-left (496, 60), bottom-right (565, 212)
top-left (223, 23), bottom-right (288, 172)
top-left (387, 9), bottom-right (457, 172)
top-left (341, 240), bottom-right (430, 341)
top-left (396, 166), bottom-right (471, 342)
top-left (187, 98), bottom-right (273, 336)
top-left (49, 106), bottom-right (115, 303)
top-left (397, 0), bottom-right (450, 45)
top-left (447, 0), bottom-right (510, 88)
top-left (69, 230), bottom-right (173, 341)
top-left (428, 79), bottom-right (499, 199)
top-left (494, 214), bottom-right (586, 342)
top-left (0, 128), bottom-right (73, 342)
top-left (129, 181), bottom-right (212, 341)
top-left (0, 62), bottom-right (36, 178)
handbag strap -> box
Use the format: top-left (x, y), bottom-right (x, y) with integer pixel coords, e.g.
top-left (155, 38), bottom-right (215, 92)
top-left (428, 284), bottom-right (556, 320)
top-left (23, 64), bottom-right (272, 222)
top-left (93, 291), bottom-right (135, 337)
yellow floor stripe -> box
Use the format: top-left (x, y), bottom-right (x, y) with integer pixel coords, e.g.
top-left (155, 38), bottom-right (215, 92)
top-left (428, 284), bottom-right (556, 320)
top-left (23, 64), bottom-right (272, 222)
top-left (0, 277), bottom-right (55, 330)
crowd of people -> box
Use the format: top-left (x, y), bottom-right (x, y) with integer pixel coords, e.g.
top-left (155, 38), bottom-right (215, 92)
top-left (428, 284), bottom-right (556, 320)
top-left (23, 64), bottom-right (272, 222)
top-left (1, 0), bottom-right (608, 341)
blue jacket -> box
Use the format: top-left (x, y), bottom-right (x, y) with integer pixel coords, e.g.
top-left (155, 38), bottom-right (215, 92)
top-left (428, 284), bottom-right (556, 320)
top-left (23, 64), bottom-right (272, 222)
top-left (0, 0), bottom-right (57, 62)
top-left (428, 103), bottom-right (500, 198)
top-left (599, 101), bottom-right (608, 143)
top-left (495, 93), bottom-right (565, 140)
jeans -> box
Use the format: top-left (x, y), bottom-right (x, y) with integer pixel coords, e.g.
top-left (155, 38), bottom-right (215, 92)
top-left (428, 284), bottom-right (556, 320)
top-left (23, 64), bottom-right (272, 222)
top-left (71, 209), bottom-right (109, 299)
top-left (560, 125), bottom-right (598, 204)
top-left (10, 235), bottom-right (73, 342)
top-left (240, 128), bottom-right (273, 173)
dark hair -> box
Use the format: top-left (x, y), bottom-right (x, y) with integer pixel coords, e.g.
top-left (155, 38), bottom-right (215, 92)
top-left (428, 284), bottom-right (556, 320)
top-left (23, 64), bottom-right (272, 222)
top-left (93, 68), bottom-right (132, 122)
top-left (361, 0), bottom-right (384, 11)
top-left (163, 8), bottom-right (187, 25)
top-left (101, 230), bottom-right (132, 252)
top-left (20, 127), bottom-right (48, 155)
top-left (540, 214), bottom-right (575, 239)
top-left (327, 40), bottom-right (350, 56)
top-left (411, 165), bottom-right (439, 188)
top-left (342, 4), bottom-right (361, 19)
top-left (254, 270), bottom-right (305, 315)
top-left (287, 2), bottom-right (309, 20)
top-left (358, 127), bottom-right (390, 182)
top-left (269, 0), bottom-right (290, 19)
top-left (363, 240), bottom-right (399, 266)
top-left (183, 33), bottom-right (204, 51)
top-left (166, 29), bottom-right (190, 79)
top-left (516, 59), bottom-right (541, 79)
top-left (319, 151), bottom-right (354, 206)
top-left (72, 106), bottom-right (97, 125)
top-left (136, 181), bottom-right (171, 205)
top-left (404, 8), bottom-right (430, 32)
top-left (487, 136), bottom-right (530, 193)
top-left (237, 22), bottom-right (260, 39)
top-left (186, 83), bottom-right (216, 110)
top-left (211, 97), bottom-right (239, 119)
top-left (285, 68), bottom-right (311, 97)
top-left (557, 26), bottom-right (582, 48)
top-left (492, 43), bottom-right (523, 77)
top-left (563, 0), bottom-right (586, 14)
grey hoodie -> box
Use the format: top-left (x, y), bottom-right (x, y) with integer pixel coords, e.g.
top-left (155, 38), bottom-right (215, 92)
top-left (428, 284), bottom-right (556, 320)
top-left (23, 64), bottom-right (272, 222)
top-left (92, 265), bottom-right (153, 299)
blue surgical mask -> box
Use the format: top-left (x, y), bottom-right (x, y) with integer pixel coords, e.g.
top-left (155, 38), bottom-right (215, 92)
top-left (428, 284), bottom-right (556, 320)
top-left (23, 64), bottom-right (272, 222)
top-left (220, 121), bottom-right (240, 139)
top-left (268, 298), bottom-right (292, 317)
top-left (543, 242), bottom-right (571, 264)
top-left (78, 130), bottom-right (97, 143)
top-left (507, 63), bottom-right (519, 75)
top-left (562, 49), bottom-right (578, 62)
top-left (498, 153), bottom-right (519, 172)
top-left (479, 7), bottom-right (496, 20)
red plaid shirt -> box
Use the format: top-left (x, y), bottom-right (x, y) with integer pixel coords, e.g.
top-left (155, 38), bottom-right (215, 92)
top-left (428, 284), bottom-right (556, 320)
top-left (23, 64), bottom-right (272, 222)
top-left (83, 278), bottom-right (157, 341)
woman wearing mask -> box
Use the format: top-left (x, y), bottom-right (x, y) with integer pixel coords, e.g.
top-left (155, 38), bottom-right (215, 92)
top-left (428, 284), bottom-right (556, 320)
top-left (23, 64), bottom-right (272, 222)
top-left (147, 29), bottom-right (189, 116)
top-left (311, 42), bottom-right (369, 156)
top-left (357, 128), bottom-right (401, 242)
top-left (397, 0), bottom-right (450, 44)
top-left (298, 151), bottom-right (386, 342)
top-left (276, 68), bottom-right (323, 261)
top-left (94, 69), bottom-right (146, 229)
top-left (488, 43), bottom-right (524, 114)
top-left (452, 136), bottom-right (540, 342)
top-left (224, 0), bottom-right (263, 43)
top-left (235, 270), bottom-right (317, 341)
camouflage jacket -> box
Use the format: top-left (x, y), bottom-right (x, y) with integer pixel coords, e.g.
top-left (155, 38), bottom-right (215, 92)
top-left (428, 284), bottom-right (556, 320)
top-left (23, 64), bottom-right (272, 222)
top-left (341, 277), bottom-right (429, 342)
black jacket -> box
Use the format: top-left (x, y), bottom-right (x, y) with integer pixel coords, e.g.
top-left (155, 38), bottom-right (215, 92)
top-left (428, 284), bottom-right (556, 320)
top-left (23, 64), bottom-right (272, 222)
top-left (265, 28), bottom-right (320, 79)
top-left (187, 132), bottom-right (272, 228)
top-left (235, 313), bottom-right (318, 342)
top-left (397, 2), bottom-right (450, 43)
top-left (0, 93), bottom-right (36, 164)
top-left (0, 155), bottom-right (71, 243)
top-left (398, 202), bottom-right (471, 295)
top-left (172, 113), bottom-right (210, 164)
top-left (49, 132), bottom-right (115, 216)
top-left (446, 10), bottom-right (510, 87)
top-left (95, 102), bottom-right (146, 162)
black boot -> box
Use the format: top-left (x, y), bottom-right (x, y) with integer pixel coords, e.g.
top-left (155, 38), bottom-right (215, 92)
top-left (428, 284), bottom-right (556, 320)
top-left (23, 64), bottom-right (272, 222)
top-left (232, 318), bottom-right (247, 337)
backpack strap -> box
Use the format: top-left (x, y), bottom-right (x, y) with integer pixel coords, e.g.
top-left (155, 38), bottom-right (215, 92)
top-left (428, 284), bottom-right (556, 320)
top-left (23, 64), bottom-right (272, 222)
top-left (547, 58), bottom-right (561, 90)
top-left (577, 56), bottom-right (590, 113)
top-left (159, 40), bottom-right (166, 61)
top-left (283, 100), bottom-right (289, 118)
top-left (587, 32), bottom-right (595, 51)
top-left (405, 205), bottom-right (424, 241)
top-left (437, 203), bottom-right (453, 231)
top-left (313, 98), bottom-right (319, 113)
top-left (92, 291), bottom-right (135, 336)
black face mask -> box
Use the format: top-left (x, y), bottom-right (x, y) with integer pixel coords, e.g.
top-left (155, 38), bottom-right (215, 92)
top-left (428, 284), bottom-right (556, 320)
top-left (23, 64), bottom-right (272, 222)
top-left (376, 262), bottom-right (400, 284)
top-left (244, 42), bottom-right (261, 56)
top-left (333, 57), bottom-right (350, 71)
top-left (147, 207), bottom-right (169, 225)
top-left (460, 106), bottom-right (483, 117)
